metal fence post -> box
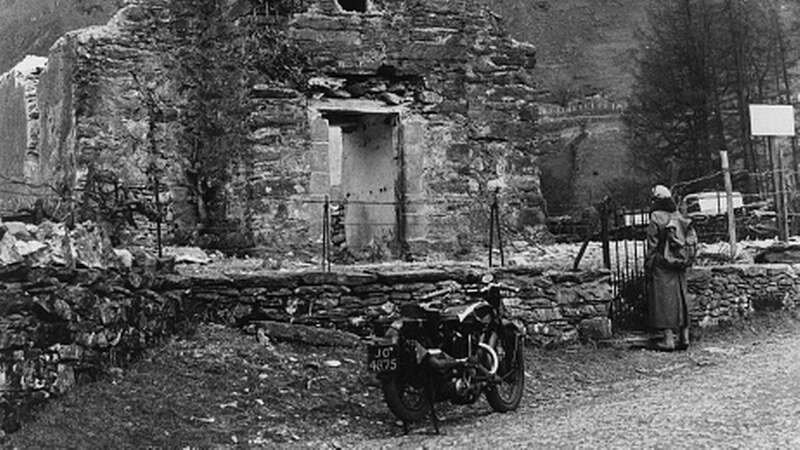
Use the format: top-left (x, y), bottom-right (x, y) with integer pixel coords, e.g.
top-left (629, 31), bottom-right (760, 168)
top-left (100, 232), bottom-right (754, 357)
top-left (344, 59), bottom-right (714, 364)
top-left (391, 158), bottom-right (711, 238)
top-left (322, 195), bottom-right (330, 272)
top-left (488, 188), bottom-right (504, 268)
top-left (495, 189), bottom-right (505, 267)
top-left (600, 197), bottom-right (611, 269)
top-left (488, 198), bottom-right (495, 268)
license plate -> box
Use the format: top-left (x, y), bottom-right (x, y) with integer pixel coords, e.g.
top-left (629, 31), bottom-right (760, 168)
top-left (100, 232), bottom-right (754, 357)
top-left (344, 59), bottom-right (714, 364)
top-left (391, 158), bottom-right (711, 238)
top-left (366, 344), bottom-right (398, 372)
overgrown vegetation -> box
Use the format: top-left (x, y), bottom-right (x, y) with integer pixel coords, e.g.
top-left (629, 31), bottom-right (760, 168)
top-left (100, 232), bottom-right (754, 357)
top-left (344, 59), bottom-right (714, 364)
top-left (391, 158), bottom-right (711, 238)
top-left (160, 0), bottom-right (309, 247)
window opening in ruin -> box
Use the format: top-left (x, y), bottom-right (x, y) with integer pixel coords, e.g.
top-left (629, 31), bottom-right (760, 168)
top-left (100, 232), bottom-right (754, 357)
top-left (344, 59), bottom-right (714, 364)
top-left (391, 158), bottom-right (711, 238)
top-left (323, 111), bottom-right (400, 250)
top-left (336, 0), bottom-right (367, 13)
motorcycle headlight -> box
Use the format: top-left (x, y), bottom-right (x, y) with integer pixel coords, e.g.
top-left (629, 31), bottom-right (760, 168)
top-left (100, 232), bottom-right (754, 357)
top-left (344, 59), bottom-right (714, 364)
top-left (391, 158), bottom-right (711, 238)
top-left (414, 341), bottom-right (428, 364)
top-left (384, 326), bottom-right (400, 344)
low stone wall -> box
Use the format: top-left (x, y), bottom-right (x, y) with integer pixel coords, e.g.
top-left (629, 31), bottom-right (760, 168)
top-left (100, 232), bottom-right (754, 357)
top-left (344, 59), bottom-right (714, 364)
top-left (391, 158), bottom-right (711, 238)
top-left (158, 266), bottom-right (613, 346)
top-left (688, 264), bottom-right (799, 328)
top-left (0, 265), bottom-right (183, 431)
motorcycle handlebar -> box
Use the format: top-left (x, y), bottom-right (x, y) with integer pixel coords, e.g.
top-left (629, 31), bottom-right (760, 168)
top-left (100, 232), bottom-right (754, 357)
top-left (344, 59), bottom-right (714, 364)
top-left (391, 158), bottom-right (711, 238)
top-left (419, 287), bottom-right (452, 300)
top-left (482, 282), bottom-right (521, 293)
top-left (418, 283), bottom-right (520, 300)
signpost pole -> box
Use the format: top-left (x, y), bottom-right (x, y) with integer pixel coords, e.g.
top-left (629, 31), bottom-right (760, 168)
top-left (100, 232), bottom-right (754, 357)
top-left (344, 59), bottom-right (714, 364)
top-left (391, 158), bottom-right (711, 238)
top-left (777, 138), bottom-right (791, 239)
top-left (720, 150), bottom-right (737, 259)
top-left (750, 104), bottom-right (795, 241)
top-left (769, 136), bottom-right (787, 240)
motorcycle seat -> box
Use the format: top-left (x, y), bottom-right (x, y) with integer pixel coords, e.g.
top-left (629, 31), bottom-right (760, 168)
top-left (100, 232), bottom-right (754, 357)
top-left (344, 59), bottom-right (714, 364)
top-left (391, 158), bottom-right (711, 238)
top-left (443, 301), bottom-right (491, 322)
top-left (399, 303), bottom-right (441, 319)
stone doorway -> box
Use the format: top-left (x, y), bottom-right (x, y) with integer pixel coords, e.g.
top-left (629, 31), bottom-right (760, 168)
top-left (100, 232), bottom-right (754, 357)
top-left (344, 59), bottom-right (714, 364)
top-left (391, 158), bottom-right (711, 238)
top-left (322, 111), bottom-right (402, 251)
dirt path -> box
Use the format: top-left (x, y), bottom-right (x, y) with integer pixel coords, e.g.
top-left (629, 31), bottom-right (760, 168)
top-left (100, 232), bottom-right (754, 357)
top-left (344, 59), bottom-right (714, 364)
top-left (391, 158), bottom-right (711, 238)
top-left (340, 327), bottom-right (800, 449)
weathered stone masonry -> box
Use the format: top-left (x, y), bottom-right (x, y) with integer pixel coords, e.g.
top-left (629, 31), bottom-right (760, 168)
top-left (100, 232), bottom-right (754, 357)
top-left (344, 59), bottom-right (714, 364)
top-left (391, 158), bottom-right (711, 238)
top-left (36, 3), bottom-right (184, 238)
top-left (687, 264), bottom-right (800, 328)
top-left (236, 0), bottom-right (542, 259)
top-left (2, 0), bottom-right (543, 259)
top-left (160, 266), bottom-right (612, 344)
top-left (0, 265), bottom-right (184, 432)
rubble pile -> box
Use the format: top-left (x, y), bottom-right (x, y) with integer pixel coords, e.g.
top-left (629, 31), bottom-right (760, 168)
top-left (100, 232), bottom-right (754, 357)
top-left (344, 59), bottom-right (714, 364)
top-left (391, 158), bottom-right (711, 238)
top-left (500, 239), bottom-right (778, 271)
top-left (0, 225), bottom-right (183, 432)
top-left (0, 220), bottom-right (122, 270)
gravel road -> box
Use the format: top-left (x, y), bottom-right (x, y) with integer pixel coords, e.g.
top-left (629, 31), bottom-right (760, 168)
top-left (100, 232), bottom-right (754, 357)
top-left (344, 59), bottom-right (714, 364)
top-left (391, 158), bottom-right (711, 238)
top-left (345, 329), bottom-right (800, 449)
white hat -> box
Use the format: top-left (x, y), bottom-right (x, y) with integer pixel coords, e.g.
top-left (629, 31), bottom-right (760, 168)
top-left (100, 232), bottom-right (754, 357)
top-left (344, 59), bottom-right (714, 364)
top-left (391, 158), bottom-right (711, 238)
top-left (651, 185), bottom-right (672, 199)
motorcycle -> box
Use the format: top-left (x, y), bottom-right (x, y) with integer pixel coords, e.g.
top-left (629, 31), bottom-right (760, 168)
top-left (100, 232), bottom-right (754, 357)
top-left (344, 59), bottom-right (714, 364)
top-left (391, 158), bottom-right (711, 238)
top-left (365, 274), bottom-right (526, 432)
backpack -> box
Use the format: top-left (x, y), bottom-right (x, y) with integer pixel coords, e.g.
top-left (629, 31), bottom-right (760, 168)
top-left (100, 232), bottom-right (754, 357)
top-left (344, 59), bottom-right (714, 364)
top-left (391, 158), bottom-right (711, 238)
top-left (661, 212), bottom-right (698, 269)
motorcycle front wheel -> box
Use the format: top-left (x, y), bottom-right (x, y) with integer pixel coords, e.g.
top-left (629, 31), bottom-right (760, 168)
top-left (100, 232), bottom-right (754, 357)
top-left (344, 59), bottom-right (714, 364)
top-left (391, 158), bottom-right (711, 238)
top-left (381, 372), bottom-right (431, 422)
top-left (484, 331), bottom-right (525, 412)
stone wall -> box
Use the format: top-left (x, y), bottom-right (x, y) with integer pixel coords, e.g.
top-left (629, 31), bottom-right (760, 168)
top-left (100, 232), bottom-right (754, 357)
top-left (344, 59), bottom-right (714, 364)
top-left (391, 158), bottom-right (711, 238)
top-left (0, 56), bottom-right (47, 212)
top-left (158, 266), bottom-right (612, 346)
top-left (0, 264), bottom-right (183, 432)
top-left (688, 264), bottom-right (800, 328)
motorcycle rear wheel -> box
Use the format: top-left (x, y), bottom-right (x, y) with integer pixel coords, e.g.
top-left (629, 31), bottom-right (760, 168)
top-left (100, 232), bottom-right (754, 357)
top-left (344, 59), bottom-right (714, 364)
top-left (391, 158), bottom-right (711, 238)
top-left (484, 331), bottom-right (525, 412)
top-left (381, 372), bottom-right (431, 422)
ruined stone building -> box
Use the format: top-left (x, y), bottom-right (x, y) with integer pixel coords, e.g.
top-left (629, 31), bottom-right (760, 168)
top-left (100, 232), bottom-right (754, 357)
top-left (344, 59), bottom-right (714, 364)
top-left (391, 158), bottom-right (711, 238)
top-left (0, 0), bottom-right (542, 260)
top-left (536, 100), bottom-right (643, 215)
top-left (0, 56), bottom-right (47, 212)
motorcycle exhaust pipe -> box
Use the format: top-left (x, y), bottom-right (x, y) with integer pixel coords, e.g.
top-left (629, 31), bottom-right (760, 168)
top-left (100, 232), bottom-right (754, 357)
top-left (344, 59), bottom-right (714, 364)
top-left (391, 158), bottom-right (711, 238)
top-left (477, 342), bottom-right (499, 375)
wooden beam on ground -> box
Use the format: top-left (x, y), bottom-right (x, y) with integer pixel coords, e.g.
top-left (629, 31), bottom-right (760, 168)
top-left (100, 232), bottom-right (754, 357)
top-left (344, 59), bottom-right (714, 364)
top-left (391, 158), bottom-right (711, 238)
top-left (249, 320), bottom-right (362, 348)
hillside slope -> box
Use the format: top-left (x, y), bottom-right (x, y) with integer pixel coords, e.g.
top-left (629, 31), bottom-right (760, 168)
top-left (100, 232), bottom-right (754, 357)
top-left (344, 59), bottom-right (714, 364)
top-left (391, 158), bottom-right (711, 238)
top-left (488, 0), bottom-right (800, 102)
top-left (487, 0), bottom-right (647, 101)
top-left (0, 0), bottom-right (122, 73)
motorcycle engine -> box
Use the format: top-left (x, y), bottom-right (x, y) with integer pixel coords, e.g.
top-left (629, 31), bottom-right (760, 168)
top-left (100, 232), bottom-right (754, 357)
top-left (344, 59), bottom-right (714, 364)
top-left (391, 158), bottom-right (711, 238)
top-left (447, 369), bottom-right (481, 405)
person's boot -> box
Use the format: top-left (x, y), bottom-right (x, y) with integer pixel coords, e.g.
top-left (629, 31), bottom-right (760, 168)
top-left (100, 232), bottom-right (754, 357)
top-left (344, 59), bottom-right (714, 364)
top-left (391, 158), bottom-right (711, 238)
top-left (655, 329), bottom-right (676, 351)
top-left (676, 327), bottom-right (690, 350)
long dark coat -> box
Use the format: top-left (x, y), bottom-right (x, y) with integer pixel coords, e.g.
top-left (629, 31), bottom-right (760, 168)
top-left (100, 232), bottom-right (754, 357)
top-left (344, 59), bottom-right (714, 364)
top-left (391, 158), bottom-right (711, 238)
top-left (645, 209), bottom-right (689, 330)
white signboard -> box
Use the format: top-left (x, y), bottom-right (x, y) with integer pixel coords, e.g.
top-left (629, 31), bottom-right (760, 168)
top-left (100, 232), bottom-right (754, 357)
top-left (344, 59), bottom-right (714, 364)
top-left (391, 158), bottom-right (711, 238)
top-left (749, 104), bottom-right (796, 136)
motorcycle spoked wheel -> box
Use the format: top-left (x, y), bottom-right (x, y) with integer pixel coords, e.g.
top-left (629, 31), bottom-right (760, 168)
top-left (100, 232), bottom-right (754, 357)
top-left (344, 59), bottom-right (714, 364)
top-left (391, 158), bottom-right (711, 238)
top-left (381, 371), bottom-right (431, 422)
top-left (483, 331), bottom-right (525, 412)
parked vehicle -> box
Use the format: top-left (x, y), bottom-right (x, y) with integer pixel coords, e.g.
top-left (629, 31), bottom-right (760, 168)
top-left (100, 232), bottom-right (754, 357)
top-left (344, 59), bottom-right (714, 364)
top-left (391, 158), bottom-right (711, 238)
top-left (682, 191), bottom-right (744, 218)
top-left (365, 274), bottom-right (526, 432)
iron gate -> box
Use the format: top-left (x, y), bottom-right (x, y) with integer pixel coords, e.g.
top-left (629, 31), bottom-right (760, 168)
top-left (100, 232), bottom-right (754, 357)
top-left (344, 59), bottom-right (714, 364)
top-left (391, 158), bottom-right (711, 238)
top-left (606, 207), bottom-right (650, 331)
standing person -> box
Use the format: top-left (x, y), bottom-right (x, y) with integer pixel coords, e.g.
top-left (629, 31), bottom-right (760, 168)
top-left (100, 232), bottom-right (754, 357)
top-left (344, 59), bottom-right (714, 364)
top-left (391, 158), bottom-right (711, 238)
top-left (644, 185), bottom-right (690, 351)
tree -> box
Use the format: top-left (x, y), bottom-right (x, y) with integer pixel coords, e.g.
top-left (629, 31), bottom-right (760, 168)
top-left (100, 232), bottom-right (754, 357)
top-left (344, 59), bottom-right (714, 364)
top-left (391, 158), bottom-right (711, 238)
top-left (625, 0), bottom-right (799, 194)
top-left (163, 0), bottom-right (246, 234)
top-left (158, 0), bottom-right (309, 246)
